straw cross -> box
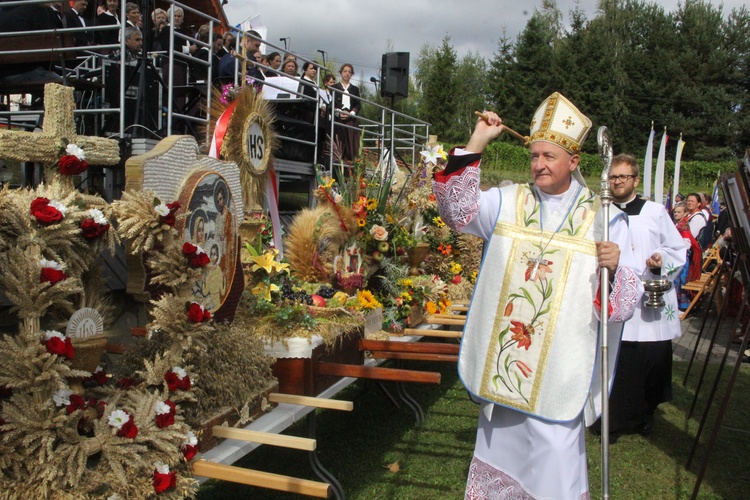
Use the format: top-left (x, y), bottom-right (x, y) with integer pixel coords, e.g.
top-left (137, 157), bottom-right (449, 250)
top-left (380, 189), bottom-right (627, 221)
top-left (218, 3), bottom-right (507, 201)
top-left (0, 83), bottom-right (120, 165)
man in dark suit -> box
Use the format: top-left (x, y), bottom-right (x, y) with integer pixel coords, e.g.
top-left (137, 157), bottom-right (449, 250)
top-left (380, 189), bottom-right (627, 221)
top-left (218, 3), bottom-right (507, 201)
top-left (0, 2), bottom-right (64, 84)
top-left (218, 30), bottom-right (264, 84)
top-left (65, 0), bottom-right (90, 47)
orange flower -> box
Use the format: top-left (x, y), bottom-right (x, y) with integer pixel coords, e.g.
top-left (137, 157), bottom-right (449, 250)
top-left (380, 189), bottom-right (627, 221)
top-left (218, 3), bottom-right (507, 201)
top-left (425, 302), bottom-right (438, 314)
top-left (516, 360), bottom-right (533, 378)
top-left (510, 321), bottom-right (533, 350)
top-left (524, 259), bottom-right (553, 281)
top-left (437, 243), bottom-right (452, 255)
top-left (504, 301), bottom-right (513, 317)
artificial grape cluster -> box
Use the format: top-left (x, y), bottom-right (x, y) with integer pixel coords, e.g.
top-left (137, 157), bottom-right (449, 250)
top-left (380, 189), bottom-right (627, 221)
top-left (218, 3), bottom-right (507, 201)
top-left (315, 285), bottom-right (336, 299)
top-left (281, 282), bottom-right (313, 305)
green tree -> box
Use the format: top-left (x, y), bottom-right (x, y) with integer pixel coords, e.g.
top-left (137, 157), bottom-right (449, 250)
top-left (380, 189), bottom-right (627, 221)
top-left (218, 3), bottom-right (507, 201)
top-left (414, 35), bottom-right (460, 142)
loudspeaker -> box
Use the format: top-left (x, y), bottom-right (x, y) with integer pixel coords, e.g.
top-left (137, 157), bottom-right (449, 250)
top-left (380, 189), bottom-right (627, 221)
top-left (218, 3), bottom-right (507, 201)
top-left (380, 52), bottom-right (409, 99)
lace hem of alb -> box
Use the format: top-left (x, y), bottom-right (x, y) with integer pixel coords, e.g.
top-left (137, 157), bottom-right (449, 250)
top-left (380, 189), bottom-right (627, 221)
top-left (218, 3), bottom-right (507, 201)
top-left (432, 167), bottom-right (481, 231)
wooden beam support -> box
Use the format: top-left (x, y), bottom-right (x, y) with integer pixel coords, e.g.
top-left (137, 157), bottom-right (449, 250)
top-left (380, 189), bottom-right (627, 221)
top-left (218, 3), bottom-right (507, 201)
top-left (268, 393), bottom-right (353, 411)
top-left (317, 362), bottom-right (441, 384)
top-left (359, 339), bottom-right (459, 355)
top-left (211, 426), bottom-right (316, 451)
top-left (192, 460), bottom-right (330, 498)
top-left (424, 316), bottom-right (466, 326)
top-left (449, 305), bottom-right (469, 312)
top-left (369, 352), bottom-right (459, 362)
top-left (402, 328), bottom-right (462, 339)
top-left (430, 313), bottom-right (465, 319)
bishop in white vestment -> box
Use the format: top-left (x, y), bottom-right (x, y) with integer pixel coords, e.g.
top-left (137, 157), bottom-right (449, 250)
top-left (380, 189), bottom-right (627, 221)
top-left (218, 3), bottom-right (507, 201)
top-left (432, 93), bottom-right (641, 499)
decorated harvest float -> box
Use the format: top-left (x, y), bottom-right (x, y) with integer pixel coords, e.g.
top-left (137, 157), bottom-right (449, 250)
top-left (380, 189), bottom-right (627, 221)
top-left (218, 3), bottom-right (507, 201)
top-left (0, 82), bottom-right (481, 497)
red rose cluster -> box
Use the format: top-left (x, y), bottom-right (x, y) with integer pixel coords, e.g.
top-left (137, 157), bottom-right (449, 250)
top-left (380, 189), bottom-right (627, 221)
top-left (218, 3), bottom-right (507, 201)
top-left (88, 366), bottom-right (108, 385)
top-left (57, 155), bottom-right (89, 176)
top-left (182, 430), bottom-right (199, 460)
top-left (153, 463), bottom-right (177, 494)
top-left (164, 367), bottom-right (191, 392)
top-left (182, 242), bottom-right (210, 268)
top-left (65, 394), bottom-right (87, 414)
top-left (44, 330), bottom-right (74, 359)
top-left (186, 302), bottom-right (211, 323)
top-left (30, 197), bottom-right (64, 225)
top-left (154, 399), bottom-right (176, 428)
top-left (155, 201), bottom-right (181, 227)
top-left (39, 262), bottom-right (68, 284)
top-left (108, 409), bottom-right (138, 439)
top-left (80, 209), bottom-right (110, 240)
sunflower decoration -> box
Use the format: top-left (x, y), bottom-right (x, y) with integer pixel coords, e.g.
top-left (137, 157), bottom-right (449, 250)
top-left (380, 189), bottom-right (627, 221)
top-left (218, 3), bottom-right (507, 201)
top-left (208, 85), bottom-right (279, 213)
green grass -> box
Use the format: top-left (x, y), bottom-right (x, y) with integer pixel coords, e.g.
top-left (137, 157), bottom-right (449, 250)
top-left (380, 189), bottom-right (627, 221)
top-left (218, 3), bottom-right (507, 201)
top-left (197, 360), bottom-right (750, 499)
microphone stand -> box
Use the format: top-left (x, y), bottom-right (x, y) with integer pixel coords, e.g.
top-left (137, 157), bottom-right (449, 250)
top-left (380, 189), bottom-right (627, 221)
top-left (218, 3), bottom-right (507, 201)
top-left (597, 125), bottom-right (613, 499)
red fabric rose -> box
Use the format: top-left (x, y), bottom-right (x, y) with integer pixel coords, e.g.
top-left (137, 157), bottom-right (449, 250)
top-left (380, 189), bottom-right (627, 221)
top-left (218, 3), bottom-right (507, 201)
top-left (153, 470), bottom-right (177, 494)
top-left (182, 444), bottom-right (198, 461)
top-left (164, 371), bottom-right (180, 392)
top-left (186, 302), bottom-right (211, 323)
top-left (178, 376), bottom-right (191, 391)
top-left (189, 252), bottom-right (210, 268)
top-left (90, 369), bottom-right (107, 385)
top-left (117, 418), bottom-right (138, 439)
top-left (451, 275), bottom-right (462, 284)
top-left (164, 371), bottom-right (191, 392)
top-left (155, 400), bottom-right (176, 428)
top-left (45, 336), bottom-right (75, 359)
top-left (40, 267), bottom-right (68, 284)
top-left (58, 155), bottom-right (89, 175)
top-left (182, 242), bottom-right (210, 268)
top-left (66, 394), bottom-right (87, 414)
top-left (154, 411), bottom-right (175, 428)
top-left (160, 201), bottom-right (181, 227)
top-left (80, 218), bottom-right (110, 240)
top-left (30, 197), bottom-right (63, 225)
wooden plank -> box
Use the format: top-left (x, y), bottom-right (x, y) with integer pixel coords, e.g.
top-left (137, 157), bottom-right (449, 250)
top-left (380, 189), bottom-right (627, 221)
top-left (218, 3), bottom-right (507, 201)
top-left (359, 339), bottom-right (459, 355)
top-left (268, 393), bottom-right (353, 412)
top-left (402, 328), bottom-right (462, 339)
top-left (424, 316), bottom-right (466, 326)
top-left (192, 460), bottom-right (330, 498)
top-left (211, 426), bottom-right (316, 452)
top-left (449, 305), bottom-right (469, 312)
top-left (369, 352), bottom-right (459, 362)
top-left (317, 362), bottom-right (441, 384)
top-left (430, 313), bottom-right (465, 319)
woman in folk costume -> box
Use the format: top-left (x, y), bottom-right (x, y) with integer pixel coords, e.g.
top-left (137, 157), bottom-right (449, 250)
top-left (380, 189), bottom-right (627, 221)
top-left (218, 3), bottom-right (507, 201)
top-left (432, 93), bottom-right (641, 499)
top-left (673, 202), bottom-right (702, 310)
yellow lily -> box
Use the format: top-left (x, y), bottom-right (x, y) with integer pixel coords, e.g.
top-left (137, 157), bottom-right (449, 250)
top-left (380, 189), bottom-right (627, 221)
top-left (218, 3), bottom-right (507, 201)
top-left (250, 252), bottom-right (276, 274)
top-left (251, 282), bottom-right (279, 301)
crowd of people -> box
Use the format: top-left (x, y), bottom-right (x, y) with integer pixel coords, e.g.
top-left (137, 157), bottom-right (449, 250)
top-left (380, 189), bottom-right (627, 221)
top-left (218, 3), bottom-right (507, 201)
top-left (0, 1), bottom-right (363, 162)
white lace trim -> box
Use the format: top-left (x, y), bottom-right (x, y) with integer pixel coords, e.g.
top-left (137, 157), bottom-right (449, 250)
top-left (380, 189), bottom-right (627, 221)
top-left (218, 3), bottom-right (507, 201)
top-left (607, 266), bottom-right (639, 322)
top-left (433, 167), bottom-right (481, 231)
top-left (465, 456), bottom-right (590, 500)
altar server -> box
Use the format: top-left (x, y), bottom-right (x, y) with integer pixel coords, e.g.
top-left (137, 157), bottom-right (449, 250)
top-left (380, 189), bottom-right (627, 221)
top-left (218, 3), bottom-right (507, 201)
top-left (602, 153), bottom-right (686, 439)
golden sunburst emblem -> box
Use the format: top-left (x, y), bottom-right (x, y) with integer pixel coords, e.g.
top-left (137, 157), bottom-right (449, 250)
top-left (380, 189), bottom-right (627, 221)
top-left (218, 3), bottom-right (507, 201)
top-left (215, 87), bottom-right (279, 211)
top-left (66, 307), bottom-right (104, 339)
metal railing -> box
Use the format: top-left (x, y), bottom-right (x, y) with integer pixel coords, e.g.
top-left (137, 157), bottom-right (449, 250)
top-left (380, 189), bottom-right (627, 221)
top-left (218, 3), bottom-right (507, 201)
top-left (0, 1), bottom-right (429, 203)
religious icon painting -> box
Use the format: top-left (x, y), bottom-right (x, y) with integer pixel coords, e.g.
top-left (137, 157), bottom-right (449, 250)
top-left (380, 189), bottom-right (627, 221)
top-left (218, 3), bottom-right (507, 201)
top-left (177, 170), bottom-right (242, 320)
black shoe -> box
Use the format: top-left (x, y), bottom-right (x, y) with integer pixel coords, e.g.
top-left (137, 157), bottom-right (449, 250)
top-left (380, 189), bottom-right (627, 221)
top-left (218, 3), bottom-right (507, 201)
top-left (639, 415), bottom-right (654, 436)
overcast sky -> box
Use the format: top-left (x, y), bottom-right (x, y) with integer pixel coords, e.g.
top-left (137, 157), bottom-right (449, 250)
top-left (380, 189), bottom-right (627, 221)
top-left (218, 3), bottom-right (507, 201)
top-left (223, 0), bottom-right (746, 89)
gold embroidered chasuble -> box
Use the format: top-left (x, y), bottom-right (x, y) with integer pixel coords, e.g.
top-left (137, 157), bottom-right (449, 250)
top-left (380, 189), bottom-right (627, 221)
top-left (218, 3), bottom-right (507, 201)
top-left (459, 183), bottom-right (607, 422)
